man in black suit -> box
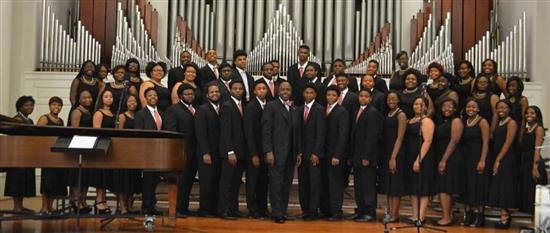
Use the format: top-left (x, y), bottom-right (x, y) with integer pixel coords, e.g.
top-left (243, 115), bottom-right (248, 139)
top-left (244, 80), bottom-right (269, 219)
top-left (165, 83), bottom-right (197, 217)
top-left (199, 49), bottom-right (219, 91)
top-left (262, 81), bottom-right (302, 224)
top-left (360, 74), bottom-right (385, 112)
top-left (320, 85), bottom-right (350, 221)
top-left (297, 83), bottom-right (326, 221)
top-left (323, 59), bottom-right (346, 87)
top-left (231, 50), bottom-right (255, 103)
top-left (211, 62), bottom-right (233, 104)
top-left (195, 82), bottom-right (222, 217)
top-left (348, 89), bottom-right (382, 222)
top-left (218, 80), bottom-right (247, 220)
top-left (271, 59), bottom-right (284, 84)
top-left (367, 60), bottom-right (389, 94)
top-left (286, 45), bottom-right (322, 103)
top-left (293, 64), bottom-right (326, 106)
top-left (134, 87), bottom-right (165, 215)
top-left (256, 62), bottom-right (280, 101)
top-left (168, 50), bottom-right (192, 91)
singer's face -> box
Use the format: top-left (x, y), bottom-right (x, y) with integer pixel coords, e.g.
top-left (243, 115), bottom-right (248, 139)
top-left (303, 87), bottom-right (317, 103)
top-left (305, 66), bottom-right (317, 78)
top-left (428, 67), bottom-right (441, 80)
top-left (278, 82), bottom-right (292, 101)
top-left (336, 76), bottom-right (349, 91)
top-left (482, 61), bottom-right (495, 74)
top-left (271, 62), bottom-right (280, 75)
top-left (458, 63), bottom-right (471, 78)
top-left (332, 62), bottom-right (345, 75)
top-left (507, 80), bottom-right (519, 95)
top-left (438, 76), bottom-right (450, 90)
top-left (358, 91), bottom-right (371, 106)
top-left (366, 62), bottom-right (378, 75)
top-left (441, 101), bottom-right (455, 118)
top-left (206, 50), bottom-right (217, 63)
top-left (145, 89), bottom-right (158, 106)
top-left (102, 90), bottom-right (114, 107)
top-left (476, 76), bottom-right (489, 91)
top-left (126, 96), bottom-right (137, 111)
top-left (182, 89), bottom-right (195, 104)
top-left (114, 68), bottom-right (125, 82)
top-left (404, 74), bottom-right (418, 89)
top-left (84, 62), bottom-right (95, 76)
top-left (49, 102), bottom-right (62, 115)
top-left (98, 66), bottom-right (109, 79)
top-left (79, 91), bottom-right (93, 108)
top-left (254, 83), bottom-right (268, 100)
top-left (465, 100), bottom-right (479, 117)
top-left (151, 65), bottom-right (165, 80)
top-left (262, 63), bottom-right (274, 78)
top-left (207, 85), bottom-right (220, 102)
top-left (326, 90), bottom-right (338, 105)
top-left (230, 83), bottom-right (244, 100)
top-left (361, 75), bottom-right (375, 90)
top-left (525, 107), bottom-right (537, 124)
top-left (398, 54), bottom-right (409, 67)
top-left (497, 102), bottom-right (510, 119)
top-left (386, 92), bottom-right (399, 110)
top-left (413, 98), bottom-right (425, 115)
top-left (184, 66), bottom-right (197, 82)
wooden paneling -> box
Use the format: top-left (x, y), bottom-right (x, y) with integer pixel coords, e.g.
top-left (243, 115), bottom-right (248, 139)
top-left (410, 17), bottom-right (417, 53)
top-left (441, 0), bottom-right (453, 17)
top-left (105, 0), bottom-right (118, 64)
top-left (435, 0), bottom-right (442, 30)
top-left (452, 0), bottom-right (464, 61)
top-left (416, 11), bottom-right (423, 42)
top-left (152, 10), bottom-right (158, 47)
top-left (475, 0), bottom-right (491, 41)
top-left (463, 0), bottom-right (476, 54)
top-left (92, 0), bottom-right (106, 64)
top-left (145, 3), bottom-right (152, 33)
top-left (80, 0), bottom-right (94, 32)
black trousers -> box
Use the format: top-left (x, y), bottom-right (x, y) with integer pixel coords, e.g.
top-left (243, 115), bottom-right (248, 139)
top-left (142, 171), bottom-right (160, 210)
top-left (353, 166), bottom-right (377, 217)
top-left (197, 158), bottom-right (221, 215)
top-left (298, 157), bottom-right (321, 214)
top-left (177, 153), bottom-right (198, 212)
top-left (217, 159), bottom-right (245, 214)
top-left (245, 160), bottom-right (269, 214)
top-left (320, 159), bottom-right (345, 216)
top-left (269, 158), bottom-right (295, 218)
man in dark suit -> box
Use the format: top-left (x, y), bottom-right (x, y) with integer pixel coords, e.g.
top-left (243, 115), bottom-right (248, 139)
top-left (360, 74), bottom-right (385, 112)
top-left (218, 80), bottom-right (247, 220)
top-left (367, 60), bottom-right (389, 94)
top-left (286, 45), bottom-right (322, 103)
top-left (262, 81), bottom-right (302, 224)
top-left (195, 82), bottom-right (222, 217)
top-left (320, 85), bottom-right (350, 221)
top-left (323, 59), bottom-right (346, 87)
top-left (164, 83), bottom-right (197, 217)
top-left (134, 87), bottom-right (165, 215)
top-left (271, 59), bottom-right (284, 84)
top-left (244, 80), bottom-right (269, 219)
top-left (293, 64), bottom-right (326, 106)
top-left (211, 62), bottom-right (233, 104)
top-left (256, 62), bottom-right (280, 101)
top-left (297, 83), bottom-right (326, 221)
top-left (335, 73), bottom-right (359, 186)
top-left (199, 49), bottom-right (219, 91)
top-left (348, 89), bottom-right (382, 222)
top-left (231, 50), bottom-right (255, 103)
top-left (168, 50), bottom-right (192, 91)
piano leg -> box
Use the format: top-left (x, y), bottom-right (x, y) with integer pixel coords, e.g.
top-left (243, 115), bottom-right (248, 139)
top-left (164, 174), bottom-right (178, 227)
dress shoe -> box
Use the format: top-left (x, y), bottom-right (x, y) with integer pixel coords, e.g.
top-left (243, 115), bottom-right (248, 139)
top-left (354, 215), bottom-right (375, 222)
top-left (346, 213), bottom-right (363, 220)
top-left (303, 213), bottom-right (317, 221)
top-left (328, 214), bottom-right (343, 221)
top-left (284, 215), bottom-right (297, 220)
top-left (220, 212), bottom-right (238, 220)
top-left (470, 212), bottom-right (485, 227)
top-left (462, 210), bottom-right (474, 226)
top-left (274, 216), bottom-right (285, 224)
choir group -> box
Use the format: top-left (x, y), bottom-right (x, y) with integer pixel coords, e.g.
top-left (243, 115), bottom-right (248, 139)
top-left (2, 45), bottom-right (547, 228)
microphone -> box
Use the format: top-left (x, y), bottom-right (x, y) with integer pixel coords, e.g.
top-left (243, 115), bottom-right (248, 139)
top-left (122, 80), bottom-right (130, 87)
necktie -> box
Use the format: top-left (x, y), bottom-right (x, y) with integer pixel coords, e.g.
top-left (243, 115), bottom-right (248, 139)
top-left (284, 101), bottom-right (292, 111)
top-left (338, 93), bottom-right (345, 105)
top-left (238, 101), bottom-right (243, 116)
top-left (269, 79), bottom-right (275, 97)
top-left (153, 110), bottom-right (162, 130)
top-left (326, 105), bottom-right (332, 116)
top-left (303, 105), bottom-right (310, 123)
top-left (299, 67), bottom-right (304, 77)
top-left (213, 65), bottom-right (218, 79)
top-left (224, 81), bottom-right (230, 91)
top-left (356, 107), bottom-right (364, 123)
top-left (188, 105), bottom-right (196, 116)
top-left (215, 105), bottom-right (220, 115)
top-left (330, 77), bottom-right (337, 86)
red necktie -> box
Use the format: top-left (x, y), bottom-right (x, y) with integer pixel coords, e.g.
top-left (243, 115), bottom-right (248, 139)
top-left (326, 105), bottom-right (332, 116)
top-left (330, 76), bottom-right (337, 86)
top-left (153, 110), bottom-right (162, 130)
top-left (338, 93), bottom-right (345, 105)
top-left (356, 107), bottom-right (364, 123)
top-left (299, 67), bottom-right (304, 77)
top-left (269, 79), bottom-right (275, 96)
top-left (188, 105), bottom-right (195, 116)
top-left (303, 105), bottom-right (310, 123)
top-left (213, 65), bottom-right (218, 79)
top-left (238, 101), bottom-right (243, 116)
top-left (215, 105), bottom-right (220, 115)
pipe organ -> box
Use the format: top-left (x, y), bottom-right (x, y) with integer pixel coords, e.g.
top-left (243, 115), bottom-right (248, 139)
top-left (465, 12), bottom-right (527, 79)
top-left (345, 23), bottom-right (393, 77)
top-left (39, 2), bottom-right (100, 71)
top-left (170, 17), bottom-right (208, 68)
top-left (247, 4), bottom-right (321, 76)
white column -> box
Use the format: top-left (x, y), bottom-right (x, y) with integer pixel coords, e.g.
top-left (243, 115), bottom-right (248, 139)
top-left (333, 0), bottom-right (343, 59)
top-left (245, 0), bottom-right (254, 51)
top-left (254, 0), bottom-right (265, 44)
top-left (235, 0), bottom-right (245, 50)
top-left (344, 0), bottom-right (355, 60)
top-left (360, 0), bottom-right (366, 53)
top-left (324, 0), bottom-right (333, 63)
top-left (303, 0), bottom-right (314, 46)
top-left (0, 0), bottom-right (13, 115)
top-left (366, 0), bottom-right (372, 45)
top-left (314, 0), bottom-right (324, 60)
top-left (292, 0), bottom-right (302, 37)
top-left (215, 0), bottom-right (226, 59)
top-left (265, 0), bottom-right (276, 30)
top-left (198, 0), bottom-right (205, 49)
top-left (225, 0), bottom-right (236, 59)
top-left (193, 0), bottom-right (199, 35)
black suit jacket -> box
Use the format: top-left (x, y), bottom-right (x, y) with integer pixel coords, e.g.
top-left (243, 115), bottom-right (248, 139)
top-left (168, 66), bottom-right (185, 91)
top-left (231, 68), bottom-right (255, 102)
top-left (134, 107), bottom-right (164, 130)
top-left (287, 62), bottom-right (322, 100)
top-left (351, 105), bottom-right (382, 167)
top-left (374, 76), bottom-right (389, 94)
top-left (370, 89), bottom-right (386, 112)
top-left (299, 102), bottom-right (326, 159)
top-left (195, 102), bottom-right (221, 158)
top-left (262, 100), bottom-right (302, 166)
top-left (325, 105), bottom-right (350, 160)
top-left (340, 90), bottom-right (359, 119)
top-left (219, 98), bottom-right (247, 159)
top-left (244, 98), bottom-right (265, 159)
top-left (165, 102), bottom-right (197, 158)
top-left (348, 76), bottom-right (361, 93)
top-left (292, 77), bottom-right (325, 107)
top-left (256, 77), bottom-right (280, 101)
top-left (199, 65), bottom-right (218, 91)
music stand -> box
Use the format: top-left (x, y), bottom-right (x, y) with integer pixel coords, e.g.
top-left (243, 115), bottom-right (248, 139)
top-left (51, 135), bottom-right (111, 232)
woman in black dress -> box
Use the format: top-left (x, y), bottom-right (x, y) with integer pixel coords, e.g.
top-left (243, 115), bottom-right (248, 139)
top-left (453, 60), bottom-right (475, 113)
top-left (112, 95), bottom-right (142, 214)
top-left (37, 97), bottom-right (67, 215)
top-left (389, 51), bottom-right (411, 91)
top-left (4, 96), bottom-right (36, 213)
top-left (489, 100), bottom-right (518, 229)
top-left (96, 64), bottom-right (109, 91)
top-left (379, 91), bottom-right (407, 222)
top-left (426, 62), bottom-right (445, 101)
top-left (505, 76), bottom-right (528, 135)
top-left (471, 74), bottom-right (499, 134)
top-left (431, 75), bottom-right (459, 124)
top-left (68, 61), bottom-right (99, 127)
top-left (461, 99), bottom-right (491, 227)
top-left (399, 69), bottom-right (433, 119)
top-left (433, 99), bottom-right (464, 226)
top-left (125, 58), bottom-right (143, 91)
top-left (91, 89), bottom-right (116, 214)
top-left (139, 61), bottom-right (170, 112)
top-left (67, 90), bottom-right (94, 214)
top-left (481, 59), bottom-right (507, 98)
top-left (518, 106), bottom-right (545, 214)
top-left (101, 65), bottom-right (138, 115)
top-left (171, 63), bottom-right (203, 106)
top-left (403, 96), bottom-right (435, 224)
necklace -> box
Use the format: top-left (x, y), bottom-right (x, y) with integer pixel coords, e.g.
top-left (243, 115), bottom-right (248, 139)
top-left (499, 117), bottom-right (511, 126)
top-left (111, 82), bottom-right (125, 89)
top-left (150, 79), bottom-right (165, 87)
top-left (459, 77), bottom-right (473, 85)
top-left (466, 115), bottom-right (480, 127)
top-left (388, 108), bottom-right (401, 117)
top-left (473, 91), bottom-right (487, 99)
top-left (47, 113), bottom-right (61, 124)
top-left (527, 123), bottom-right (538, 133)
top-left (81, 76), bottom-right (96, 85)
top-left (403, 87), bottom-right (419, 94)
top-left (409, 115), bottom-right (421, 124)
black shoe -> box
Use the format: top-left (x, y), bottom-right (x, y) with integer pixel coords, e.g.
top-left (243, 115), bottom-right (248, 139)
top-left (345, 213), bottom-right (363, 220)
top-left (70, 201), bottom-right (92, 214)
top-left (354, 215), bottom-right (375, 222)
top-left (220, 212), bottom-right (238, 220)
top-left (328, 214), bottom-right (343, 221)
top-left (143, 208), bottom-right (162, 216)
top-left (274, 216), bottom-right (285, 224)
top-left (249, 212), bottom-right (267, 220)
top-left (463, 210), bottom-right (474, 226)
top-left (470, 212), bottom-right (485, 227)
top-left (303, 213), bottom-right (317, 221)
top-left (284, 215), bottom-right (297, 220)
top-left (94, 201), bottom-right (112, 215)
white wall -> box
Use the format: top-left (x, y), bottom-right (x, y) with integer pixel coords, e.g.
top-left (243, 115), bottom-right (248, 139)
top-left (399, 0), bottom-right (424, 53)
top-left (149, 0), bottom-right (169, 59)
top-left (0, 0), bottom-right (13, 116)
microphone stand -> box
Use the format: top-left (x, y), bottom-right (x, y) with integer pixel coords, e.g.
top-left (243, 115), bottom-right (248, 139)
top-left (114, 81), bottom-right (130, 127)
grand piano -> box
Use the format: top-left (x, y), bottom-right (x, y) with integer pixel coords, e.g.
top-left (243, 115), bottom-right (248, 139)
top-left (0, 114), bottom-right (186, 226)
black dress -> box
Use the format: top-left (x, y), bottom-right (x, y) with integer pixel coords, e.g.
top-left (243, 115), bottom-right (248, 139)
top-left (110, 113), bottom-right (142, 195)
top-left (473, 92), bottom-right (494, 126)
top-left (40, 115), bottom-right (68, 197)
top-left (453, 78), bottom-right (473, 113)
top-left (152, 82), bottom-right (171, 112)
top-left (104, 83), bottom-right (130, 113)
top-left (389, 70), bottom-right (405, 91)
top-left (433, 89), bottom-right (454, 124)
top-left (378, 110), bottom-right (406, 196)
top-left (462, 118), bottom-right (490, 206)
top-left (488, 122), bottom-right (517, 209)
top-left (508, 96), bottom-right (524, 129)
top-left (433, 118), bottom-right (465, 195)
top-left (517, 127), bottom-right (538, 213)
top-left (87, 111), bottom-right (115, 189)
top-left (4, 114), bottom-right (36, 198)
top-left (65, 108), bottom-right (93, 188)
top-left (403, 120), bottom-right (435, 196)
top-left (399, 88), bottom-right (423, 119)
top-left (68, 76), bottom-right (100, 126)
